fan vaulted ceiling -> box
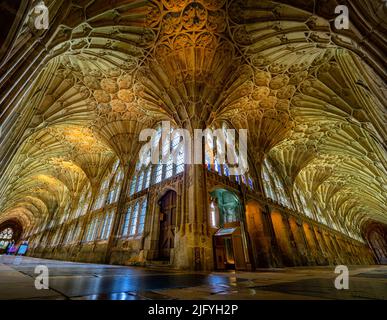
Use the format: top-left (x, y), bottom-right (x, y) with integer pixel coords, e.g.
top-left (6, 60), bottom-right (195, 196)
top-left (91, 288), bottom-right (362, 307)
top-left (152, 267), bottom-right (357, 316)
top-left (0, 0), bottom-right (386, 234)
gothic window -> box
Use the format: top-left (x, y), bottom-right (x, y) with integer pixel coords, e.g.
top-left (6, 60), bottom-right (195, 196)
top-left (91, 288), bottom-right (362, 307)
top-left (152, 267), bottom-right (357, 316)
top-left (298, 191), bottom-right (313, 218)
top-left (223, 163), bottom-right (230, 176)
top-left (145, 167), bottom-right (151, 188)
top-left (154, 164), bottom-right (162, 184)
top-left (122, 206), bottom-right (132, 237)
top-left (129, 202), bottom-right (139, 236)
top-left (204, 123), bottom-right (254, 189)
top-left (74, 186), bottom-right (91, 218)
top-left (93, 159), bottom-right (120, 210)
top-left (64, 225), bottom-right (74, 244)
top-left (262, 162), bottom-right (276, 201)
top-left (136, 171), bottom-right (144, 193)
top-left (0, 227), bottom-right (13, 240)
top-left (122, 197), bottom-right (148, 238)
top-left (262, 158), bottom-right (292, 209)
top-left (137, 199), bottom-right (147, 235)
top-left (61, 202), bottom-right (71, 224)
top-left (0, 228), bottom-right (13, 248)
top-left (107, 166), bottom-right (123, 204)
top-left (85, 216), bottom-right (100, 242)
top-left (176, 147), bottom-right (185, 173)
top-left (129, 175), bottom-right (137, 196)
top-left (93, 176), bottom-right (110, 210)
top-left (128, 124), bottom-right (186, 197)
top-left (100, 209), bottom-right (115, 240)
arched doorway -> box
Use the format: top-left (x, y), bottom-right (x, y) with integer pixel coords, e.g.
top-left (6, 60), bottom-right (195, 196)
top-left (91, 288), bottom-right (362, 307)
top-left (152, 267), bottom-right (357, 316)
top-left (158, 190), bottom-right (177, 260)
top-left (209, 188), bottom-right (247, 270)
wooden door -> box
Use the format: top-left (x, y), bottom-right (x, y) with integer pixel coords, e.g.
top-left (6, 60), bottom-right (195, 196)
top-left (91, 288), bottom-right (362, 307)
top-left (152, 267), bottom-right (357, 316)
top-left (232, 234), bottom-right (247, 270)
top-left (159, 190), bottom-right (177, 260)
top-left (214, 236), bottom-right (226, 270)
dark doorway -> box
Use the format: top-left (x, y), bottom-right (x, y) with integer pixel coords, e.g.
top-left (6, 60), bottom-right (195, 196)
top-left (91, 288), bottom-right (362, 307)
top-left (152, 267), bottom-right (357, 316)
top-left (214, 236), bottom-right (235, 270)
top-left (158, 190), bottom-right (177, 260)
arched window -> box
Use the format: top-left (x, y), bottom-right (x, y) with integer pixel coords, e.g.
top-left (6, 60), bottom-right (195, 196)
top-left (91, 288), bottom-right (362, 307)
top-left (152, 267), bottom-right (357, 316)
top-left (61, 202), bottom-right (71, 224)
top-left (122, 197), bottom-right (148, 238)
top-left (262, 158), bottom-right (292, 209)
top-left (100, 209), bottom-right (115, 240)
top-left (294, 186), bottom-right (313, 218)
top-left (93, 176), bottom-right (110, 210)
top-left (93, 159), bottom-right (121, 210)
top-left (0, 227), bottom-right (13, 240)
top-left (74, 185), bottom-right (92, 218)
top-left (85, 215), bottom-right (100, 242)
top-left (137, 199), bottom-right (148, 235)
top-left (0, 228), bottom-right (14, 249)
top-left (107, 166), bottom-right (123, 204)
top-left (128, 124), bottom-right (185, 197)
top-left (262, 160), bottom-right (276, 201)
top-left (204, 123), bottom-right (254, 190)
top-left (64, 224), bottom-right (75, 244)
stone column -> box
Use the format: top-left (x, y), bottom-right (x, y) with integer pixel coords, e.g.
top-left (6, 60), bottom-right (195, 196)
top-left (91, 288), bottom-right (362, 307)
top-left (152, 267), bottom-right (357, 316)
top-left (172, 129), bottom-right (213, 270)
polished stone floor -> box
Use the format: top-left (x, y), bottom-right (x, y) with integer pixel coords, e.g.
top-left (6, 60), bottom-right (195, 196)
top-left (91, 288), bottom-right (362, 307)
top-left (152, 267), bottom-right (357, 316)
top-left (0, 255), bottom-right (386, 300)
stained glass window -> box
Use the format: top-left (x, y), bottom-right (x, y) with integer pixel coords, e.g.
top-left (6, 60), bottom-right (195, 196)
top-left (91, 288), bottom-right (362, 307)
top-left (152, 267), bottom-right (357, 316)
top-left (262, 158), bottom-right (292, 209)
top-left (0, 228), bottom-right (13, 240)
